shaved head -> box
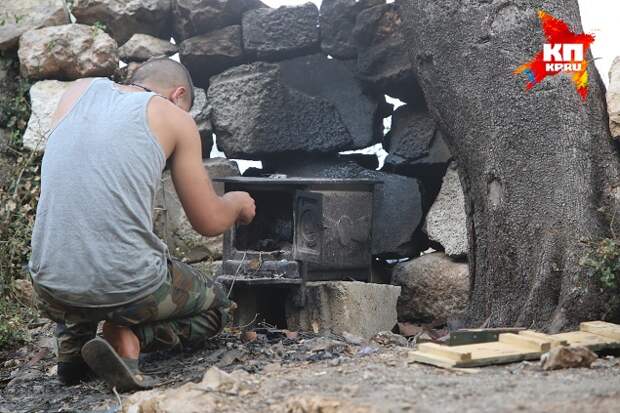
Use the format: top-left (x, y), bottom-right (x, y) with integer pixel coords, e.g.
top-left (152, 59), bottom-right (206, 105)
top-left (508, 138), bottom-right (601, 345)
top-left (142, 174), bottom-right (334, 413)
top-left (129, 58), bottom-right (195, 110)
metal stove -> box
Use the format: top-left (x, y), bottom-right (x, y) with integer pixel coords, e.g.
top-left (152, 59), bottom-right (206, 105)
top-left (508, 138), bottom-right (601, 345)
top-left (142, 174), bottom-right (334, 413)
top-left (214, 176), bottom-right (379, 286)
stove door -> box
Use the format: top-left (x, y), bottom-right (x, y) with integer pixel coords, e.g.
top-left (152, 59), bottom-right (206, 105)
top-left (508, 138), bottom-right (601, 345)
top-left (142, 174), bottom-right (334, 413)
top-left (293, 190), bottom-right (323, 263)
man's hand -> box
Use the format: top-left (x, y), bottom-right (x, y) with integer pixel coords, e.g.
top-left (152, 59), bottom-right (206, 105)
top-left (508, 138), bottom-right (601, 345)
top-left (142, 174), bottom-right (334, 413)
top-left (225, 191), bottom-right (256, 225)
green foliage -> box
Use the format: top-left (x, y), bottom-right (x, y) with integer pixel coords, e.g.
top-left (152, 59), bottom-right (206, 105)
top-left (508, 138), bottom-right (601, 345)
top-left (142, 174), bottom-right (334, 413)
top-left (0, 64), bottom-right (40, 350)
top-left (91, 21), bottom-right (108, 35)
top-left (0, 76), bottom-right (31, 147)
top-left (0, 296), bottom-right (36, 350)
top-left (581, 238), bottom-right (620, 290)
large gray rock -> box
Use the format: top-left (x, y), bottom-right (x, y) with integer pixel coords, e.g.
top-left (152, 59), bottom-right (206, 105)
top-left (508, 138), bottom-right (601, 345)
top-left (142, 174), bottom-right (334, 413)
top-left (278, 54), bottom-right (386, 149)
top-left (153, 158), bottom-right (240, 262)
top-left (22, 80), bottom-right (76, 152)
top-left (0, 0), bottom-right (70, 51)
top-left (266, 156), bottom-right (425, 258)
top-left (319, 0), bottom-right (383, 59)
top-left (190, 88), bottom-right (214, 157)
top-left (242, 3), bottom-right (320, 61)
top-left (119, 33), bottom-right (178, 62)
top-left (72, 0), bottom-right (172, 45)
top-left (18, 24), bottom-right (118, 81)
top-left (208, 55), bottom-right (385, 159)
top-left (391, 252), bottom-right (469, 322)
top-left (608, 56), bottom-right (620, 140)
top-left (423, 164), bottom-right (468, 258)
top-left (209, 62), bottom-right (348, 158)
top-left (352, 3), bottom-right (421, 102)
top-left (171, 0), bottom-right (265, 42)
top-left (179, 25), bottom-right (244, 89)
top-left (286, 281), bottom-right (401, 339)
top-left (383, 105), bottom-right (451, 173)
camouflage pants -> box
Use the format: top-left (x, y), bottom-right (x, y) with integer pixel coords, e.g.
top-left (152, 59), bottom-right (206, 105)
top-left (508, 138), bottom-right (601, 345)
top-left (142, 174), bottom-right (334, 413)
top-left (34, 259), bottom-right (234, 363)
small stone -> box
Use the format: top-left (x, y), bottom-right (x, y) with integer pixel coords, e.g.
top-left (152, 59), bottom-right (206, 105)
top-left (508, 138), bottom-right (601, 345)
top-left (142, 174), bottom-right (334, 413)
top-left (190, 87), bottom-right (214, 157)
top-left (171, 0), bottom-right (265, 42)
top-left (352, 2), bottom-right (421, 102)
top-left (0, 0), bottom-right (70, 51)
top-left (242, 3), bottom-right (320, 61)
top-left (119, 34), bottom-right (178, 62)
top-left (608, 56), bottom-right (620, 140)
top-left (370, 331), bottom-right (409, 347)
top-left (383, 105), bottom-right (451, 173)
top-left (72, 0), bottom-right (172, 45)
top-left (541, 346), bottom-right (598, 371)
top-left (391, 252), bottom-right (469, 322)
top-left (22, 80), bottom-right (76, 152)
top-left (319, 0), bottom-right (383, 59)
top-left (18, 24), bottom-right (118, 81)
top-left (179, 25), bottom-right (244, 89)
top-left (423, 163), bottom-right (468, 257)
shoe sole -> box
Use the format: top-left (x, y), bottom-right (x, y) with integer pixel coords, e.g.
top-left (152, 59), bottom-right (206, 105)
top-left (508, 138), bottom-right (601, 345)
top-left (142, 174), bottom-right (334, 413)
top-left (81, 337), bottom-right (153, 392)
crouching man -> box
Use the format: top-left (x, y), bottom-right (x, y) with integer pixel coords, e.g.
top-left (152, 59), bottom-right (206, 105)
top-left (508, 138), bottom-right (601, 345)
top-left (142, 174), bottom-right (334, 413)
top-left (28, 58), bottom-right (255, 391)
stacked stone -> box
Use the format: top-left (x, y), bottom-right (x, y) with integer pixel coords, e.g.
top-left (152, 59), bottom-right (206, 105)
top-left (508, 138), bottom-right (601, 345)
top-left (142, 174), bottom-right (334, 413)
top-left (6, 0), bottom-right (472, 316)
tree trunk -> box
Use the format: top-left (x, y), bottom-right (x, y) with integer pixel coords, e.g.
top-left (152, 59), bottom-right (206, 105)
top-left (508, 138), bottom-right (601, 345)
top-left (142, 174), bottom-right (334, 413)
top-left (400, 0), bottom-right (620, 331)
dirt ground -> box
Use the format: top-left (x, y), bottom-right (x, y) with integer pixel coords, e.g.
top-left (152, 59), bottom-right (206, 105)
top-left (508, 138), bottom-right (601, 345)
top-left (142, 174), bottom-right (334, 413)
top-left (1, 322), bottom-right (620, 413)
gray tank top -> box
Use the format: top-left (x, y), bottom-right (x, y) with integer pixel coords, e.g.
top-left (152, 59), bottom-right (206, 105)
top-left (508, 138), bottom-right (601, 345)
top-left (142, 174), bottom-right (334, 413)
top-left (29, 78), bottom-right (169, 308)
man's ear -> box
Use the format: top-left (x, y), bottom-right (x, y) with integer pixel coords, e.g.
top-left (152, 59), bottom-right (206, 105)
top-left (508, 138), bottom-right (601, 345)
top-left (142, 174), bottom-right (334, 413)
top-left (172, 86), bottom-right (191, 111)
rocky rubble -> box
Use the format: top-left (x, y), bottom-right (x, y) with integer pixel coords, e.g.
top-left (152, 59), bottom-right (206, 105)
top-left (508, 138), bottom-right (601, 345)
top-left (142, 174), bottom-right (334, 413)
top-left (18, 24), bottom-right (118, 81)
top-left (72, 0), bottom-right (172, 45)
top-left (0, 0), bottom-right (70, 51)
top-left (119, 33), bottom-right (178, 62)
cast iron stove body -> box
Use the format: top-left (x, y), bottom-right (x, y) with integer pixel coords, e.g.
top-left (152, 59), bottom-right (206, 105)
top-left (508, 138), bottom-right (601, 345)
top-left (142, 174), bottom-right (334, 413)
top-left (215, 176), bottom-right (379, 285)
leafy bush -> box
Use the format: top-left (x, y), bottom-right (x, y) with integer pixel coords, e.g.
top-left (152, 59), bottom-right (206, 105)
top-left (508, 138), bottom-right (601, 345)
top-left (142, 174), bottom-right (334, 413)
top-left (581, 237), bottom-right (620, 290)
top-left (0, 54), bottom-right (40, 350)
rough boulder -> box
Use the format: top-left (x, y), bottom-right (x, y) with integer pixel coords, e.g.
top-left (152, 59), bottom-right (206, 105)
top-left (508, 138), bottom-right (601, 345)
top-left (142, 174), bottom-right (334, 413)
top-left (72, 0), bottom-right (172, 45)
top-left (208, 55), bottom-right (386, 159)
top-left (179, 25), bottom-right (244, 89)
top-left (242, 3), bottom-right (320, 61)
top-left (18, 24), bottom-right (118, 81)
top-left (0, 0), bottom-right (70, 51)
top-left (391, 252), bottom-right (469, 322)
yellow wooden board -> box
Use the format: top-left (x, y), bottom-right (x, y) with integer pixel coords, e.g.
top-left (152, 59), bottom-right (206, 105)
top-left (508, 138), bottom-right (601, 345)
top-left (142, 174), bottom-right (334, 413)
top-left (409, 321), bottom-right (620, 369)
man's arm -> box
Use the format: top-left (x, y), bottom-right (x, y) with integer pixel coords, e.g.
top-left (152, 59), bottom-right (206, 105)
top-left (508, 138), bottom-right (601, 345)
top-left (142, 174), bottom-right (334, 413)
top-left (166, 109), bottom-right (255, 237)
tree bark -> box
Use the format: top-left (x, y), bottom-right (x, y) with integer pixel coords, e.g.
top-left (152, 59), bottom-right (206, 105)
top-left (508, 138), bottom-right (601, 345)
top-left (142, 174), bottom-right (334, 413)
top-left (400, 0), bottom-right (620, 331)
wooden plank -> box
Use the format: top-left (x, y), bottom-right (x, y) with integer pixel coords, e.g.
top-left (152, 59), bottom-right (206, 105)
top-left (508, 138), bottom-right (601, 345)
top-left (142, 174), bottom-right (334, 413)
top-left (518, 330), bottom-right (568, 347)
top-left (417, 342), bottom-right (472, 362)
top-left (498, 333), bottom-right (551, 352)
top-left (553, 331), bottom-right (620, 351)
top-left (580, 321), bottom-right (620, 341)
top-left (448, 328), bottom-right (525, 346)
top-left (410, 322), bottom-right (620, 369)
